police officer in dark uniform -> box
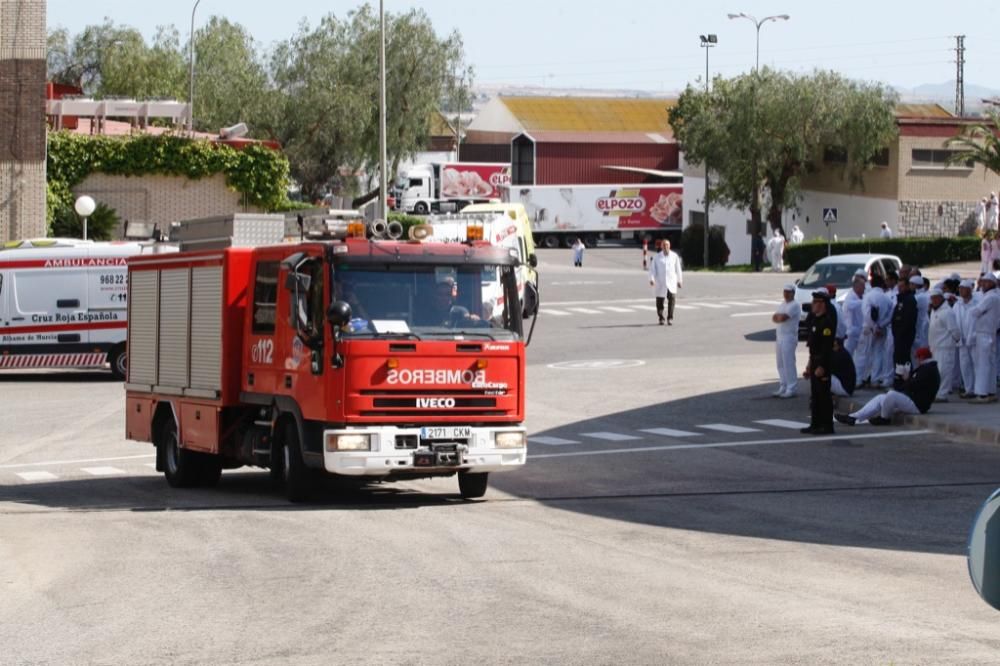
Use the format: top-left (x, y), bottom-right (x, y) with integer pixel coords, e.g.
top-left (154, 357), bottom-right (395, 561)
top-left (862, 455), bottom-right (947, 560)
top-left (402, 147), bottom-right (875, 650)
top-left (802, 290), bottom-right (837, 435)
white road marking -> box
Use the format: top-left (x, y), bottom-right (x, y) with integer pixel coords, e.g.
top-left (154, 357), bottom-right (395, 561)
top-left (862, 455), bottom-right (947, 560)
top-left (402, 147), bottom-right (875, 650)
top-left (542, 309), bottom-right (572, 316)
top-left (530, 436), bottom-right (580, 447)
top-left (756, 419), bottom-right (811, 430)
top-left (673, 304), bottom-right (697, 310)
top-left (15, 471), bottom-right (58, 482)
top-left (567, 307), bottom-right (603, 315)
top-left (0, 454), bottom-right (155, 470)
top-left (632, 305), bottom-right (658, 311)
top-left (550, 281), bottom-right (613, 286)
top-left (599, 306), bottom-right (637, 313)
top-left (721, 301), bottom-right (755, 307)
top-left (81, 466), bottom-right (127, 476)
top-left (581, 432), bottom-right (643, 442)
top-left (641, 428), bottom-right (701, 438)
top-left (698, 424), bottom-right (762, 434)
top-left (730, 312), bottom-right (776, 318)
top-left (530, 430), bottom-right (932, 460)
top-left (752, 300), bottom-right (782, 306)
top-left (697, 303), bottom-right (728, 309)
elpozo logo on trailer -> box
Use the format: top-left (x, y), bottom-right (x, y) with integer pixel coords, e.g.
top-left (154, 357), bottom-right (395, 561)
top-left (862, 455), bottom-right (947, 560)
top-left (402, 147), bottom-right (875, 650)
top-left (595, 191), bottom-right (646, 217)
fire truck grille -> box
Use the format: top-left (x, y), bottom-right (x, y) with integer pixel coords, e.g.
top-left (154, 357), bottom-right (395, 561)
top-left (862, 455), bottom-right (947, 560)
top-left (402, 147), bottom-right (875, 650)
top-left (361, 410), bottom-right (507, 418)
top-left (372, 398), bottom-right (497, 409)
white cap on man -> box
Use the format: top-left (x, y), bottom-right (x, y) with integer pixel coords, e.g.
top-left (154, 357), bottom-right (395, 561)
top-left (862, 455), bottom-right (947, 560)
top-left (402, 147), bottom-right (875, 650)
top-left (783, 284), bottom-right (796, 293)
top-left (909, 275), bottom-right (924, 286)
top-left (961, 279), bottom-right (976, 289)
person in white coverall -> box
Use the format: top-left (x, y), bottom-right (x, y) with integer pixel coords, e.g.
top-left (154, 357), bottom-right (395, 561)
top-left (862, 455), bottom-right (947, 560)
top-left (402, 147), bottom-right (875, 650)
top-left (873, 273), bottom-right (897, 388)
top-left (954, 279), bottom-right (978, 397)
top-left (982, 233), bottom-right (994, 276)
top-left (911, 275), bottom-right (930, 363)
top-left (858, 273), bottom-right (887, 386)
top-left (968, 274), bottom-right (1000, 402)
top-left (842, 271), bottom-right (867, 356)
top-left (989, 193), bottom-right (1000, 233)
top-left (767, 230), bottom-right (785, 272)
top-left (648, 240), bottom-right (683, 326)
top-left (772, 285), bottom-right (801, 398)
top-left (790, 226), bottom-right (804, 244)
top-left (928, 288), bottom-right (960, 401)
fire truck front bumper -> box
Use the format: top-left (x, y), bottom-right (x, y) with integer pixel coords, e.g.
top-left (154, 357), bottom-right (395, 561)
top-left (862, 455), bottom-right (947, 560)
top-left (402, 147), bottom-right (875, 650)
top-left (322, 426), bottom-right (527, 477)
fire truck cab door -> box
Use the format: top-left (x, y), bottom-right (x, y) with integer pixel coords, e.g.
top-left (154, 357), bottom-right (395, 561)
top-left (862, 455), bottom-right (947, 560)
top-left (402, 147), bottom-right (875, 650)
top-left (277, 252), bottom-right (327, 418)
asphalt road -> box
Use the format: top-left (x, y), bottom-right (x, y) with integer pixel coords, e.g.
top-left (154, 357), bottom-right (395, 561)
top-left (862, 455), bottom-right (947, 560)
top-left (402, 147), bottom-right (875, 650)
top-left (2, 247), bottom-right (999, 664)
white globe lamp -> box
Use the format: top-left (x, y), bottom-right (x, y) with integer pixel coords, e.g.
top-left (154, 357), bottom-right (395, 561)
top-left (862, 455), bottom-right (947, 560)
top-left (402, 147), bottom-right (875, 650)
top-left (74, 196), bottom-right (96, 240)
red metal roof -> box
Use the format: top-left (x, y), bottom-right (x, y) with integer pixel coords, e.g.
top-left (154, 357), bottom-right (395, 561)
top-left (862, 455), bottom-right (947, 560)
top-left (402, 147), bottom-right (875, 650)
top-left (519, 130), bottom-right (674, 144)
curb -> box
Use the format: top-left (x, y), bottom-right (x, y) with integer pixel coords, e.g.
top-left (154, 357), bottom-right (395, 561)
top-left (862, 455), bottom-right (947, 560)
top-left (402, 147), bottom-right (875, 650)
top-left (839, 399), bottom-right (1000, 446)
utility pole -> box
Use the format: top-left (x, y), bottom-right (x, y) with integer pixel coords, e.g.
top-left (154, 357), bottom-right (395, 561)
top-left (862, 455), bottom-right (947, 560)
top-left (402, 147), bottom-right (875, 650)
top-left (188, 0), bottom-right (202, 131)
top-left (700, 35), bottom-right (717, 268)
top-left (378, 0), bottom-right (388, 219)
top-left (955, 35), bottom-right (966, 117)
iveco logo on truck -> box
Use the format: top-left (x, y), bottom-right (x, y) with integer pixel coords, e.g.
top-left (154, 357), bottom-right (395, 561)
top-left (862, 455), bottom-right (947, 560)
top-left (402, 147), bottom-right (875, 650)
top-left (595, 196), bottom-right (646, 213)
top-left (416, 398), bottom-right (457, 409)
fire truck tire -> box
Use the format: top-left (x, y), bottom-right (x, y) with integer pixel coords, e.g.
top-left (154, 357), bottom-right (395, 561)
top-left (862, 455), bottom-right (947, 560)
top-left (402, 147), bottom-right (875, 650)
top-left (458, 472), bottom-right (489, 499)
top-left (160, 420), bottom-right (200, 488)
top-left (279, 420), bottom-right (314, 503)
top-left (109, 345), bottom-right (127, 381)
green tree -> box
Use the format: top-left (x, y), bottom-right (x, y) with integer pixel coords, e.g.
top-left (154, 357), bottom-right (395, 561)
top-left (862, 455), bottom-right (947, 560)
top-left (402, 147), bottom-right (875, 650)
top-left (191, 17), bottom-right (268, 132)
top-left (255, 7), bottom-right (469, 202)
top-left (670, 69), bottom-right (898, 234)
top-left (946, 111), bottom-right (1000, 175)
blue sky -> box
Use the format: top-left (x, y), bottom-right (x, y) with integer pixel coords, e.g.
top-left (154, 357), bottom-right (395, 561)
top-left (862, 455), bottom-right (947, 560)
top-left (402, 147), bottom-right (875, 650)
top-left (47, 0), bottom-right (1000, 95)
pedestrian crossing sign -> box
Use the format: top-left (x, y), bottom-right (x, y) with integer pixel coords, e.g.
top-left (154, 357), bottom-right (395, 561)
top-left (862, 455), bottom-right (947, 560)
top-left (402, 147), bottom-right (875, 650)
top-left (823, 208), bottom-right (838, 224)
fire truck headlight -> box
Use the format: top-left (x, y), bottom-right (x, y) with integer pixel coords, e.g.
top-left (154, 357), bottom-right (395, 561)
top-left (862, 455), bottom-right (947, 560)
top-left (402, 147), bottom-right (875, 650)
top-left (494, 432), bottom-right (526, 449)
top-left (326, 434), bottom-right (371, 452)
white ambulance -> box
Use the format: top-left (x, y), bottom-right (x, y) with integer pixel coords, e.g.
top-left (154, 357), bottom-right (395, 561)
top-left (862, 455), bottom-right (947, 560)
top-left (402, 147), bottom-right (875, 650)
top-left (0, 239), bottom-right (155, 378)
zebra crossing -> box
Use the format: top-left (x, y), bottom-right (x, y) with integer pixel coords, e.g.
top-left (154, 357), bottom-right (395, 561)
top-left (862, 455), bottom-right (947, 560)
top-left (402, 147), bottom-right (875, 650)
top-left (3, 460), bottom-right (157, 485)
top-left (529, 418), bottom-right (811, 447)
top-left (542, 299), bottom-right (782, 319)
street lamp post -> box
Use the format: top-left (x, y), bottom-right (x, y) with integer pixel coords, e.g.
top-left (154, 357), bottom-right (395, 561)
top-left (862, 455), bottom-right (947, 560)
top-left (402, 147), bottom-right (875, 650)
top-left (378, 0), bottom-right (388, 219)
top-left (726, 12), bottom-right (789, 71)
top-left (699, 34), bottom-right (717, 269)
top-left (75, 196), bottom-right (96, 241)
top-left (188, 0), bottom-right (203, 131)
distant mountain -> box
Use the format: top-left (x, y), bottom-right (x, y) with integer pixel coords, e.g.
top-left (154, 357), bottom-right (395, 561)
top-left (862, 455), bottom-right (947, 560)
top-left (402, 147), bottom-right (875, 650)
top-left (898, 82), bottom-right (1000, 110)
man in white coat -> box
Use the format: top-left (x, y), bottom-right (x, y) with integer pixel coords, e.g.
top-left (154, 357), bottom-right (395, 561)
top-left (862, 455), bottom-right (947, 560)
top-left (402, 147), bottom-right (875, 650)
top-left (968, 274), bottom-right (1000, 402)
top-left (649, 239), bottom-right (683, 326)
top-left (976, 197), bottom-right (988, 234)
top-left (928, 288), bottom-right (961, 401)
top-left (767, 229), bottom-right (785, 272)
top-left (874, 273), bottom-right (897, 388)
top-left (772, 285), bottom-right (801, 398)
top-left (989, 193), bottom-right (1000, 233)
top-left (842, 271), bottom-right (867, 356)
top-left (860, 274), bottom-right (890, 387)
top-left (911, 275), bottom-right (930, 363)
top-left (790, 225), bottom-right (805, 244)
top-left (955, 279), bottom-right (978, 397)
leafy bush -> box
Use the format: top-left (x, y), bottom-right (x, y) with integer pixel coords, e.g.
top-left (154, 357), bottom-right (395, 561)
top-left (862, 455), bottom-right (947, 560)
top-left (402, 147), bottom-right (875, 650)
top-left (50, 202), bottom-right (121, 241)
top-left (388, 212), bottom-right (426, 239)
top-left (46, 132), bottom-right (291, 235)
top-left (681, 224), bottom-right (730, 268)
top-left (785, 237), bottom-right (981, 272)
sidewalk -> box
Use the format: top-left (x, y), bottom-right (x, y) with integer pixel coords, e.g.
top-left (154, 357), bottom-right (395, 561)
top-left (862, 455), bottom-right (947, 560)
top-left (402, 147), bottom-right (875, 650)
top-left (841, 390), bottom-right (1000, 445)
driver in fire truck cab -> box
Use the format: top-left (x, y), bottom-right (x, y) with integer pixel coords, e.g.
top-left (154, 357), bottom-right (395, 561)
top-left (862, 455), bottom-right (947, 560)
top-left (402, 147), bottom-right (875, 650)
top-left (334, 264), bottom-right (514, 336)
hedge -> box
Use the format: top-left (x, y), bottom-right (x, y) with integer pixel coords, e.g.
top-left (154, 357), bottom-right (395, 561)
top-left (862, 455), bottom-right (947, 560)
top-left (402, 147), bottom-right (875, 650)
top-left (785, 237), bottom-right (981, 272)
top-left (681, 224), bottom-right (730, 268)
top-left (47, 132), bottom-right (291, 228)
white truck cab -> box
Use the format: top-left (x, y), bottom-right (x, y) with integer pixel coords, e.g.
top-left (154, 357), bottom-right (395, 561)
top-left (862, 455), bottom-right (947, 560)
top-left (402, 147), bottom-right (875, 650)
top-left (0, 239), bottom-right (163, 378)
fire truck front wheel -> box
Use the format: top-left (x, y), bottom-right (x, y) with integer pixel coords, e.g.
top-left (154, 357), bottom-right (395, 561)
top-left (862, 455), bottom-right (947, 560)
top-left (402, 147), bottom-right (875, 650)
top-left (458, 472), bottom-right (489, 500)
top-left (277, 420), bottom-right (315, 503)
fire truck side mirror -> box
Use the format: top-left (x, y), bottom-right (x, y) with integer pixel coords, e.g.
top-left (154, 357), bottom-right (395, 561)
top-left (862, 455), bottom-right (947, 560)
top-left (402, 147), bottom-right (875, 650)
top-left (327, 301), bottom-right (353, 328)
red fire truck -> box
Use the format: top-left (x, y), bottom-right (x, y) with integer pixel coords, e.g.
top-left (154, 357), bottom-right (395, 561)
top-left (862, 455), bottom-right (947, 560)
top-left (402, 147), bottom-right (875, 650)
top-left (124, 221), bottom-right (536, 501)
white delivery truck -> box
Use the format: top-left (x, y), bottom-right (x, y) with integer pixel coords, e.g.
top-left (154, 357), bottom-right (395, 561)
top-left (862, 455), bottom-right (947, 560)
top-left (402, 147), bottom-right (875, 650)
top-left (505, 183), bottom-right (684, 249)
top-left (0, 239), bottom-right (157, 378)
top-left (399, 162), bottom-right (510, 215)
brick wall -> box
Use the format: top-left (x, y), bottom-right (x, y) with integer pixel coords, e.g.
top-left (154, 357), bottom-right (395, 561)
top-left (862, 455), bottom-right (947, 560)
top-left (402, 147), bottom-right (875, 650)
top-left (0, 0), bottom-right (47, 242)
top-left (74, 173), bottom-right (261, 237)
top-left (897, 200), bottom-right (980, 238)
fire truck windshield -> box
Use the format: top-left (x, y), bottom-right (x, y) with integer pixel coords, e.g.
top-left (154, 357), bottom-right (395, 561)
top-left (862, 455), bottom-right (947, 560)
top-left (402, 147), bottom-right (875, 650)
top-left (333, 263), bottom-right (521, 339)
